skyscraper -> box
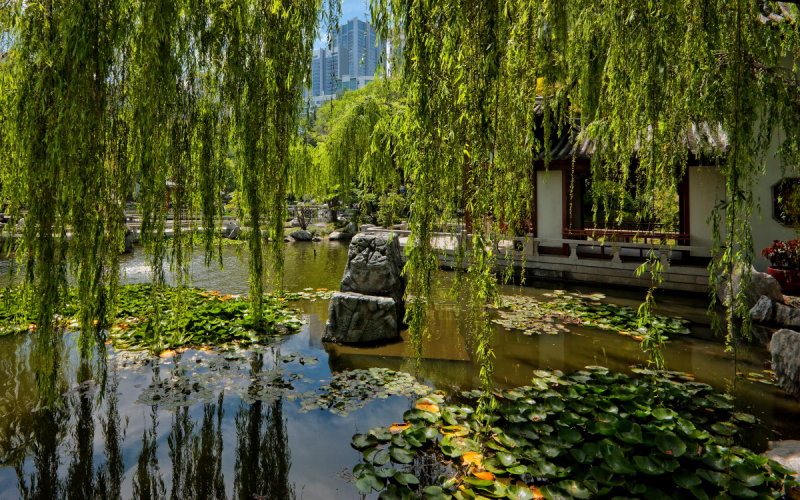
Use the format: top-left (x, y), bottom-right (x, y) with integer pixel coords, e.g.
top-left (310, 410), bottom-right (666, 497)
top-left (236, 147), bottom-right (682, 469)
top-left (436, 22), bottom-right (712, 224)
top-left (308, 18), bottom-right (383, 106)
top-left (311, 47), bottom-right (338, 96)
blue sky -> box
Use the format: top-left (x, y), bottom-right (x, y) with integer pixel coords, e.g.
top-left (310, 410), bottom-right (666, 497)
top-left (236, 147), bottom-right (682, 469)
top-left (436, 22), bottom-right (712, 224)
top-left (315, 0), bottom-right (372, 49)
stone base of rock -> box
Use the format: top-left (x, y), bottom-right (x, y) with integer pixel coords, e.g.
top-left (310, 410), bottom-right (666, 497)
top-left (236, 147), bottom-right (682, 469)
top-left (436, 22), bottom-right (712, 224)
top-left (771, 329), bottom-right (800, 397)
top-left (323, 292), bottom-right (400, 344)
top-left (340, 232), bottom-right (406, 324)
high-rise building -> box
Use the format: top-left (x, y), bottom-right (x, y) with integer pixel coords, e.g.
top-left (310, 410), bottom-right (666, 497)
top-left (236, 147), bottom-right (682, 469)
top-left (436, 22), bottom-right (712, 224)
top-left (308, 18), bottom-right (384, 107)
top-left (310, 47), bottom-right (338, 97)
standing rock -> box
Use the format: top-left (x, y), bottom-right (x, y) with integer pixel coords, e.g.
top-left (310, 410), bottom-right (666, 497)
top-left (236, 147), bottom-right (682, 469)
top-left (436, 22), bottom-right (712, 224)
top-left (323, 292), bottom-right (400, 344)
top-left (344, 221), bottom-right (358, 234)
top-left (772, 303), bottom-right (800, 328)
top-left (340, 232), bottom-right (406, 323)
top-left (289, 229), bottom-right (313, 241)
top-left (123, 229), bottom-right (136, 253)
top-left (763, 441), bottom-right (800, 477)
top-left (770, 329), bottom-right (800, 397)
top-left (324, 232), bottom-right (407, 344)
top-left (717, 265), bottom-right (783, 308)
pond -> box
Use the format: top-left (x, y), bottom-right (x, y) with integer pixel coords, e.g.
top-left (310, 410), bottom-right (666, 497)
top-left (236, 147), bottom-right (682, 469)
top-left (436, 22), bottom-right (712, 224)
top-left (0, 241), bottom-right (797, 498)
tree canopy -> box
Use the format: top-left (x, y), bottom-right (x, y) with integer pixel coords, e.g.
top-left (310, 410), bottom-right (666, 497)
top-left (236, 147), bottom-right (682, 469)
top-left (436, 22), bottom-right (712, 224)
top-left (1, 0), bottom-right (799, 377)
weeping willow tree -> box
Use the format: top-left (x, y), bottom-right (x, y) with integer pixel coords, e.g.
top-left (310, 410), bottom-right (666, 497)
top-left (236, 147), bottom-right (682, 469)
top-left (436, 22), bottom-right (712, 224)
top-left (355, 0), bottom-right (800, 372)
top-left (0, 0), bottom-right (327, 400)
top-left (290, 78), bottom-right (409, 210)
top-left (2, 0), bottom-right (800, 399)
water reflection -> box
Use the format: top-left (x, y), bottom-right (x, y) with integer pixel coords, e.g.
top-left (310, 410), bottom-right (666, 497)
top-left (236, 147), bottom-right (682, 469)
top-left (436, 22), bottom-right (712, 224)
top-left (132, 405), bottom-right (165, 499)
top-left (169, 396), bottom-right (226, 500)
top-left (234, 351), bottom-right (294, 500)
top-left (1, 242), bottom-right (800, 499)
top-left (15, 405), bottom-right (66, 499)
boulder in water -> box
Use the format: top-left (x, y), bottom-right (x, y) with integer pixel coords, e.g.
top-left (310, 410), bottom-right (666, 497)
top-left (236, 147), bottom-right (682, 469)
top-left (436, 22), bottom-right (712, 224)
top-left (770, 329), bottom-right (800, 397)
top-left (289, 230), bottom-right (313, 241)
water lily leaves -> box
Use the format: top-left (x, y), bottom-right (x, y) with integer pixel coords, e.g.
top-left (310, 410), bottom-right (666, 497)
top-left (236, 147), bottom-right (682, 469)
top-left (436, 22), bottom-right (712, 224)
top-left (370, 427), bottom-right (394, 442)
top-left (391, 434), bottom-right (409, 448)
top-left (673, 468), bottom-right (702, 489)
top-left (416, 399), bottom-right (441, 413)
top-left (441, 436), bottom-right (481, 458)
top-left (472, 471), bottom-right (495, 481)
top-left (461, 451), bottom-right (483, 466)
top-left (650, 408), bottom-right (675, 421)
top-left (376, 467), bottom-right (398, 478)
top-left (352, 433), bottom-right (378, 450)
top-left (496, 452), bottom-right (517, 467)
top-left (442, 425), bottom-right (470, 437)
top-left (349, 367), bottom-right (795, 499)
top-left (604, 453), bottom-right (636, 475)
top-left (356, 472), bottom-right (385, 494)
top-left (590, 466), bottom-right (625, 486)
top-left (617, 421), bottom-right (643, 444)
top-left (423, 485), bottom-right (449, 500)
top-left (389, 446), bottom-right (415, 464)
top-left (710, 422), bottom-right (738, 437)
top-left (390, 422), bottom-right (411, 434)
top-left (732, 412), bottom-right (756, 424)
top-left (544, 480), bottom-right (591, 499)
top-left (704, 393), bottom-right (735, 410)
top-left (301, 369), bottom-right (431, 416)
top-left (632, 455), bottom-right (666, 475)
top-left (364, 447), bottom-right (390, 466)
top-left (654, 431), bottom-right (687, 457)
top-left (463, 476), bottom-right (494, 487)
top-left (697, 468), bottom-right (727, 487)
top-left (493, 293), bottom-right (691, 340)
top-left (394, 472), bottom-right (420, 486)
top-left (505, 484), bottom-right (535, 500)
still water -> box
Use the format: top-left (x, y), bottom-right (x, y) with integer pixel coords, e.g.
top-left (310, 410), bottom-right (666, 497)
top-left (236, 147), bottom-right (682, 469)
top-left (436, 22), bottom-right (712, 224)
top-left (0, 241), bottom-right (798, 499)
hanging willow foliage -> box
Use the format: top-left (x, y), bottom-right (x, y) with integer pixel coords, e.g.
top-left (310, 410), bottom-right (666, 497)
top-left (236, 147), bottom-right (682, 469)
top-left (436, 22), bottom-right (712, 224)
top-left (365, 0), bottom-right (800, 358)
top-left (2, 0), bottom-right (800, 398)
top-left (0, 0), bottom-right (325, 393)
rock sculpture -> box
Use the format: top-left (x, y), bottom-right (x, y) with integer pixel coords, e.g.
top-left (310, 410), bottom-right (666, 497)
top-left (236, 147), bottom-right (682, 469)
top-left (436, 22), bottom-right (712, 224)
top-left (324, 232), bottom-right (406, 344)
top-left (770, 329), bottom-right (800, 397)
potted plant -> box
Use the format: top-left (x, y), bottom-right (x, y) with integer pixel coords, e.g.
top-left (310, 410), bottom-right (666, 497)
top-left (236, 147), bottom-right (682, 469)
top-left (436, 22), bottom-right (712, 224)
top-left (761, 239), bottom-right (800, 292)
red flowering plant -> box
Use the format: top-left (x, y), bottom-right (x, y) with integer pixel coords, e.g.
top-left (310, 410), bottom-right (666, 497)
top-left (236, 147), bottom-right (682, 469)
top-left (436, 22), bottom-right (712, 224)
top-left (761, 239), bottom-right (800, 269)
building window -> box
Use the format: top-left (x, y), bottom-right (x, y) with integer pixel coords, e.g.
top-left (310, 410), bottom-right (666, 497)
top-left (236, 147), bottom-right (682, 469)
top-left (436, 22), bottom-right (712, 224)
top-left (773, 177), bottom-right (800, 226)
